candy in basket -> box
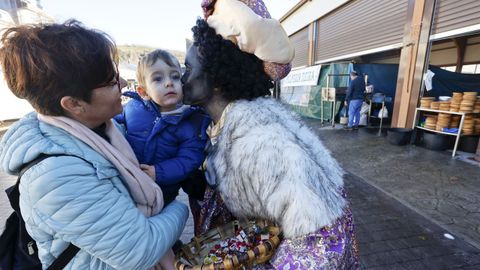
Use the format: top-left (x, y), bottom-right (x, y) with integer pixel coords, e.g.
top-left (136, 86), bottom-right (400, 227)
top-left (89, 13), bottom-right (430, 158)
top-left (174, 220), bottom-right (281, 270)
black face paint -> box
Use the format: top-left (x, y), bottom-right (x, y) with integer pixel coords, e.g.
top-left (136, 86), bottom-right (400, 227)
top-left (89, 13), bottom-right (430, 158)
top-left (182, 46), bottom-right (213, 106)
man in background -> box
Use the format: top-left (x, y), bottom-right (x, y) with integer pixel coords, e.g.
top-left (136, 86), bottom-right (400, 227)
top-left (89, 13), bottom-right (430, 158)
top-left (344, 71), bottom-right (365, 130)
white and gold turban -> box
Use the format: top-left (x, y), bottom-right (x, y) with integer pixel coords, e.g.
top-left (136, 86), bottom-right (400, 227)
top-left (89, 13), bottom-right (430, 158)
top-left (201, 0), bottom-right (295, 81)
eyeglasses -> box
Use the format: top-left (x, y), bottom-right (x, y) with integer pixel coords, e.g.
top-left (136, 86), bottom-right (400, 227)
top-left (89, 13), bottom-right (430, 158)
top-left (94, 72), bottom-right (121, 91)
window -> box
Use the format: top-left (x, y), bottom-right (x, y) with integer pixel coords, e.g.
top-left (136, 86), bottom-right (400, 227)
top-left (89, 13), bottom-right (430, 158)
top-left (461, 64), bottom-right (480, 74)
top-left (439, 65), bottom-right (480, 74)
top-left (440, 66), bottom-right (456, 72)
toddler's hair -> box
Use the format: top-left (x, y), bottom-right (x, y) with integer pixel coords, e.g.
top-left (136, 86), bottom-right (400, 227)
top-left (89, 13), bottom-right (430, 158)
top-left (136, 49), bottom-right (181, 87)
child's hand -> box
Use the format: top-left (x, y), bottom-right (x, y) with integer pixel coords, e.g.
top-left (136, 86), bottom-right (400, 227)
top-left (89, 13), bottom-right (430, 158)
top-left (140, 164), bottom-right (156, 181)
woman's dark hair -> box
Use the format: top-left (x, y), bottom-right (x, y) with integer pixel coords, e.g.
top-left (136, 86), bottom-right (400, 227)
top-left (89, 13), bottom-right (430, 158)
top-left (0, 20), bottom-right (118, 116)
top-left (191, 19), bottom-right (273, 102)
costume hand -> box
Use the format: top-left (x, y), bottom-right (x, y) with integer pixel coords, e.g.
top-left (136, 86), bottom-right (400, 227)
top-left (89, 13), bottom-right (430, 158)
top-left (140, 164), bottom-right (156, 181)
top-left (344, 101), bottom-right (348, 106)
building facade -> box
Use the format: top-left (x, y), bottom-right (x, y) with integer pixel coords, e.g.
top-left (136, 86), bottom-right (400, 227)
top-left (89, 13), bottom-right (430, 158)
top-left (280, 0), bottom-right (480, 127)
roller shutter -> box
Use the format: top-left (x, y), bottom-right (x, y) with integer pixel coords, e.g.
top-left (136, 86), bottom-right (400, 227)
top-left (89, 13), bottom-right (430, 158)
top-left (290, 27), bottom-right (309, 68)
top-left (315, 0), bottom-right (408, 63)
top-left (432, 0), bottom-right (480, 35)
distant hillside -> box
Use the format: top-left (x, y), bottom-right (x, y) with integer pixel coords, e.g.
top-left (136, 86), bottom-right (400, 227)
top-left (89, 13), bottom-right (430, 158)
top-left (118, 45), bottom-right (185, 66)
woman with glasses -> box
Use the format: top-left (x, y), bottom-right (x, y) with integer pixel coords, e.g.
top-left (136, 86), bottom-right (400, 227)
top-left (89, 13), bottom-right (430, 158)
top-left (0, 20), bottom-right (188, 269)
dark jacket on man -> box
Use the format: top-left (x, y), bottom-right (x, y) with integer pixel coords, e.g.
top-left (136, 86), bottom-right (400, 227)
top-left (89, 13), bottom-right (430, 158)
top-left (346, 76), bottom-right (365, 101)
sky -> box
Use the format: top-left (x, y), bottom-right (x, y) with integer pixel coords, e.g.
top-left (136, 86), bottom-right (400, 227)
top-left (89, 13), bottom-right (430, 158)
top-left (0, 0), bottom-right (300, 120)
top-left (41, 0), bottom-right (300, 52)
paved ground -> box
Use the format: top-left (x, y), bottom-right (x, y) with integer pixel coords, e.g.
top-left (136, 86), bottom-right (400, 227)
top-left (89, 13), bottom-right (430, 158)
top-left (346, 173), bottom-right (480, 269)
top-left (304, 119), bottom-right (480, 251)
top-left (2, 118), bottom-right (480, 269)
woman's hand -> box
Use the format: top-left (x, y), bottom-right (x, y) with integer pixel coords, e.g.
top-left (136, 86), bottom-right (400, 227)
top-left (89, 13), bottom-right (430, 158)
top-left (140, 164), bottom-right (156, 181)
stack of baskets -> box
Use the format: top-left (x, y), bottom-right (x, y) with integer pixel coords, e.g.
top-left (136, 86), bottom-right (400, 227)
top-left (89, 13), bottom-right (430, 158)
top-left (436, 113), bottom-right (451, 131)
top-left (448, 114), bottom-right (480, 136)
top-left (438, 101), bottom-right (451, 111)
top-left (460, 92), bottom-right (477, 113)
top-left (475, 118), bottom-right (480, 135)
top-left (424, 115), bottom-right (437, 130)
top-left (450, 92), bottom-right (463, 112)
top-left (175, 220), bottom-right (281, 270)
top-left (474, 97), bottom-right (480, 113)
top-left (430, 101), bottom-right (440, 110)
top-left (420, 97), bottom-right (434, 108)
top-left (453, 92), bottom-right (479, 135)
top-left (462, 115), bottom-right (475, 135)
top-left (450, 115), bottom-right (461, 129)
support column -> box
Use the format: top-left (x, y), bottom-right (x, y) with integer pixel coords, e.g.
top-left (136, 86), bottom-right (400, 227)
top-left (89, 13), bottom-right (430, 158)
top-left (454, 37), bottom-right (467, 73)
top-left (392, 0), bottom-right (437, 128)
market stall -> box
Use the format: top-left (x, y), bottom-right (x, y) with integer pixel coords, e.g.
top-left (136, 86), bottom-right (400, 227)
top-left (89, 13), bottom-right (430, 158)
top-left (280, 63), bottom-right (349, 121)
top-left (414, 66), bottom-right (480, 156)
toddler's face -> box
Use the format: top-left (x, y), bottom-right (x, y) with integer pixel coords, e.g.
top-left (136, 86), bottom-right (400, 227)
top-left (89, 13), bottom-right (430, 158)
top-left (144, 59), bottom-right (183, 112)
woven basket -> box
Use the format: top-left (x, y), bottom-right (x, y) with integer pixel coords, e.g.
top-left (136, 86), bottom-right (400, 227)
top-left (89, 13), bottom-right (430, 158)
top-left (174, 220), bottom-right (281, 270)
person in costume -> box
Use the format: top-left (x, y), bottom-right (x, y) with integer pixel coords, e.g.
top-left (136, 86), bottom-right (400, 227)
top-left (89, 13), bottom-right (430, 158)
top-left (180, 0), bottom-right (361, 268)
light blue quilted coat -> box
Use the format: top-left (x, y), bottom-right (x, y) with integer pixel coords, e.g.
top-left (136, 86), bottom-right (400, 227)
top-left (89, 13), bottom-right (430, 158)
top-left (0, 112), bottom-right (189, 269)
